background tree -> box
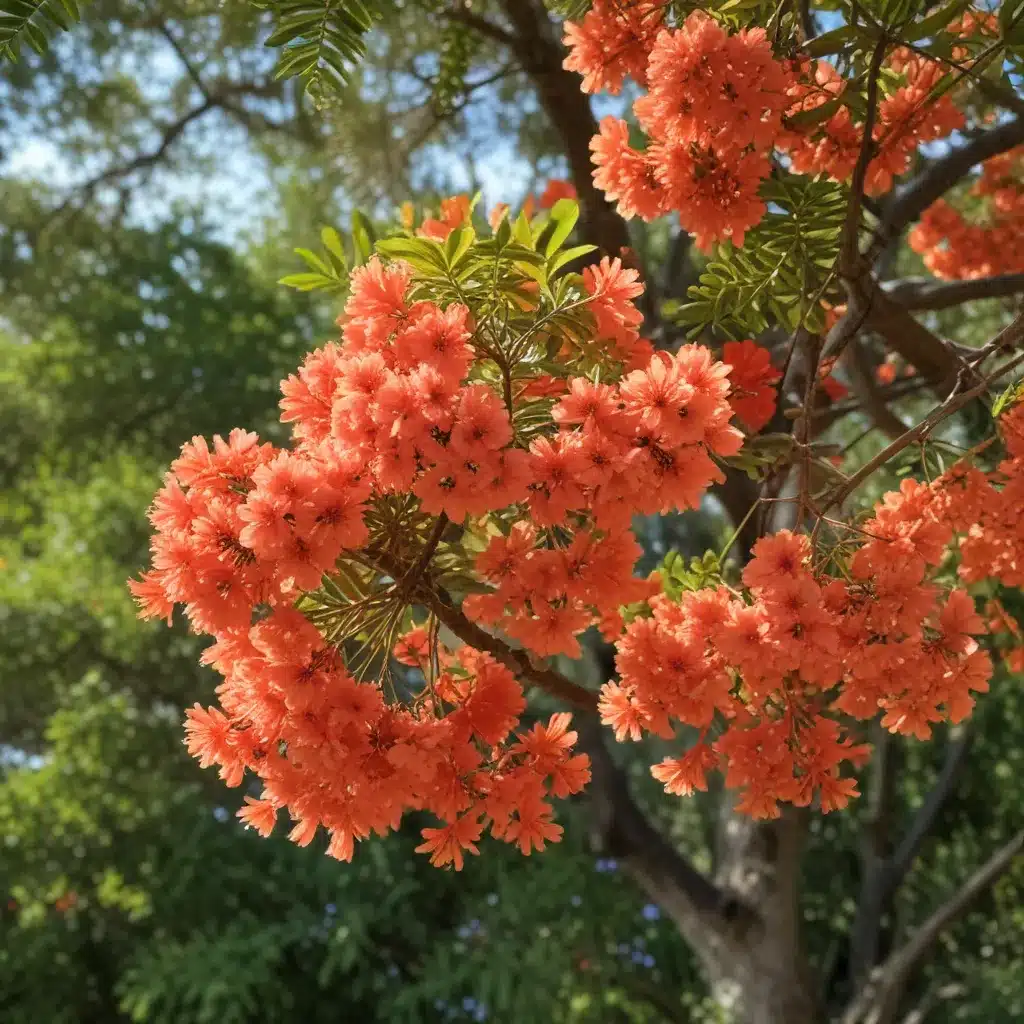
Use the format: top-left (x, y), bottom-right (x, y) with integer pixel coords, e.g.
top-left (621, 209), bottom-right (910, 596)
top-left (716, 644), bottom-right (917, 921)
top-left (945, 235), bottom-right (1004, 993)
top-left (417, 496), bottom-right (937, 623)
top-left (3, 2), bottom-right (1024, 1024)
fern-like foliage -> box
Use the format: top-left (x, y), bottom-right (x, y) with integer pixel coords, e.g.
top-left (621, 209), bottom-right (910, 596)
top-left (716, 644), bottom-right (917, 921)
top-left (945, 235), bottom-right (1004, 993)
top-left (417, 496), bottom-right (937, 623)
top-left (670, 176), bottom-right (846, 339)
top-left (257, 0), bottom-right (378, 103)
top-left (0, 0), bottom-right (83, 62)
top-left (432, 16), bottom-right (474, 117)
top-left (546, 0), bottom-right (592, 18)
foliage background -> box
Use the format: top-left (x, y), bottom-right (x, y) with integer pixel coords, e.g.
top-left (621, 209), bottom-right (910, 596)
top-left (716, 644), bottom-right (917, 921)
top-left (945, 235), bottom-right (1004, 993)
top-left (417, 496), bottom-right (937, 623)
top-left (1, 3), bottom-right (1022, 1022)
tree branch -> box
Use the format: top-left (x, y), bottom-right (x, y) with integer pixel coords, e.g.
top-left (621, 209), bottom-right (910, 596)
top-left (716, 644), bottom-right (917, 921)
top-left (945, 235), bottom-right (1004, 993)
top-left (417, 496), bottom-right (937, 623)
top-left (845, 726), bottom-right (973, 1003)
top-left (47, 99), bottom-right (219, 221)
top-left (581, 643), bottom-right (759, 950)
top-left (445, 2), bottom-right (518, 48)
top-left (844, 341), bottom-right (909, 440)
top-left (425, 585), bottom-right (598, 710)
top-left (497, 0), bottom-right (633, 262)
top-left (846, 726), bottom-right (902, 993)
top-left (422, 597), bottom-right (756, 949)
top-left (579, 712), bottom-right (757, 947)
top-left (886, 727), bottom-right (973, 897)
top-left (861, 285), bottom-right (966, 395)
top-left (822, 39), bottom-right (890, 372)
top-left (842, 830), bottom-right (1024, 1024)
top-left (878, 116), bottom-right (1024, 246)
top-left (884, 274), bottom-right (1024, 311)
top-left (817, 343), bottom-right (1024, 519)
top-left (155, 21), bottom-right (209, 96)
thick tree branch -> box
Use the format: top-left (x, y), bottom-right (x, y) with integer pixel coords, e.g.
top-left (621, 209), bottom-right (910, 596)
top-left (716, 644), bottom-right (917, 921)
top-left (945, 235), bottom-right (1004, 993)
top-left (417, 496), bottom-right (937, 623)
top-left (421, 598), bottom-right (755, 948)
top-left (445, 3), bottom-right (518, 48)
top-left (822, 40), bottom-right (889, 374)
top-left (817, 344), bottom-right (1024, 520)
top-left (497, 0), bottom-right (633, 262)
top-left (878, 116), bottom-right (1024, 246)
top-left (846, 727), bottom-right (973, 1002)
top-left (49, 99), bottom-right (218, 219)
top-left (156, 21), bottom-right (209, 95)
top-left (861, 285), bottom-right (965, 395)
top-left (827, 117), bottom-right (1024, 389)
top-left (844, 341), bottom-right (909, 440)
top-left (579, 713), bottom-right (757, 946)
top-left (884, 274), bottom-right (1024, 311)
top-left (582, 643), bottom-right (760, 949)
top-left (842, 830), bottom-right (1024, 1024)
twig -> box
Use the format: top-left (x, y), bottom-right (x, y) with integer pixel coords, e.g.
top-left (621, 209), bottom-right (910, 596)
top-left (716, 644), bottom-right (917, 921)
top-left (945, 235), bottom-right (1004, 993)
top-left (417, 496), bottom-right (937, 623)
top-left (887, 727), bottom-right (973, 896)
top-left (425, 585), bottom-right (598, 710)
top-left (817, 348), bottom-right (1024, 519)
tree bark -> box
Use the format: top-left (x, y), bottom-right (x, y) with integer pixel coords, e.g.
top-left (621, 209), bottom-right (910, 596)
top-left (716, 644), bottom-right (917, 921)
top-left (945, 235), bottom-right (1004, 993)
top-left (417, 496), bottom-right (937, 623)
top-left (497, 0), bottom-right (632, 262)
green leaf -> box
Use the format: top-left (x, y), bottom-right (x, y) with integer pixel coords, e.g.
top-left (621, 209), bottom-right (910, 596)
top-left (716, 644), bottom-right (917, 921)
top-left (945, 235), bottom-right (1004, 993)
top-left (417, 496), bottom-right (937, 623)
top-left (803, 24), bottom-right (856, 55)
top-left (548, 243), bottom-right (597, 274)
top-left (905, 0), bottom-right (970, 40)
top-left (444, 224), bottom-right (475, 269)
top-left (544, 199), bottom-right (580, 257)
top-left (375, 235), bottom-right (448, 275)
top-left (1001, 0), bottom-right (1024, 44)
top-left (277, 272), bottom-right (338, 291)
top-left (0, 0), bottom-right (84, 62)
top-left (351, 209), bottom-right (374, 265)
top-left (673, 176), bottom-right (844, 337)
top-left (260, 0), bottom-right (376, 101)
top-left (294, 247), bottom-right (333, 276)
top-left (512, 210), bottom-right (533, 247)
top-left (786, 95), bottom-right (843, 129)
top-left (319, 226), bottom-right (348, 272)
top-left (992, 378), bottom-right (1024, 418)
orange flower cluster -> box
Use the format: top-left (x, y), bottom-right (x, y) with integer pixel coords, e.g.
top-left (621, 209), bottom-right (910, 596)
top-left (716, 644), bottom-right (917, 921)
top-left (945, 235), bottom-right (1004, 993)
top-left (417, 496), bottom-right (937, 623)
top-left (957, 402), bottom-right (1024, 587)
top-left (605, 402), bottom-right (1024, 819)
top-left (562, 0), bottom-right (664, 95)
top-left (131, 219), bottom-right (764, 864)
top-left (722, 339), bottom-right (783, 432)
top-left (130, 417), bottom-right (585, 866)
top-left (586, 10), bottom-right (789, 249)
top-left (909, 147), bottom-right (1024, 279)
top-left (606, 510), bottom-right (992, 817)
top-left (565, 4), bottom-right (979, 249)
top-left (780, 47), bottom-right (964, 195)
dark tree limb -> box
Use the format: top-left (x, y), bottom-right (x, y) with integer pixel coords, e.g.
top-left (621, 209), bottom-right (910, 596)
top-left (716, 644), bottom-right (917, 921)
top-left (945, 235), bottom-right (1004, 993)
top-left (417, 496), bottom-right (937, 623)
top-left (878, 116), bottom-right (1024, 247)
top-left (496, 0), bottom-right (633, 262)
top-left (841, 830), bottom-right (1024, 1024)
top-left (846, 727), bottom-right (902, 994)
top-left (822, 40), bottom-right (890, 373)
top-left (420, 600), bottom-right (755, 946)
top-left (861, 285), bottom-right (966, 395)
top-left (48, 98), bottom-right (218, 220)
top-left (445, 2), bottom-right (518, 48)
top-left (884, 274), bottom-right (1024, 311)
top-left (426, 586), bottom-right (598, 710)
top-left (826, 117), bottom-right (1024, 390)
top-left (844, 341), bottom-right (909, 440)
top-left (579, 712), bottom-right (757, 949)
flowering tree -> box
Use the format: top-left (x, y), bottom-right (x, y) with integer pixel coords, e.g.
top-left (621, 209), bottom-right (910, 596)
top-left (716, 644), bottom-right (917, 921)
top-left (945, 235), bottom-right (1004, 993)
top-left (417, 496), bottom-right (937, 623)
top-left (123, 1), bottom-right (1024, 1022)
